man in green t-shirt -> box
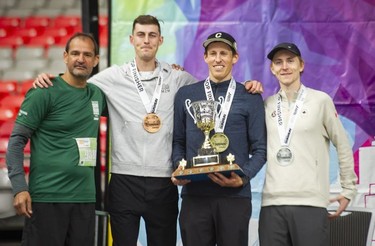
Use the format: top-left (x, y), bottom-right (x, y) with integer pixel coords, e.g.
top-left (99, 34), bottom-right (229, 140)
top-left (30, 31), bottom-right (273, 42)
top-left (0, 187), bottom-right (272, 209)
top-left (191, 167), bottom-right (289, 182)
top-left (6, 33), bottom-right (106, 246)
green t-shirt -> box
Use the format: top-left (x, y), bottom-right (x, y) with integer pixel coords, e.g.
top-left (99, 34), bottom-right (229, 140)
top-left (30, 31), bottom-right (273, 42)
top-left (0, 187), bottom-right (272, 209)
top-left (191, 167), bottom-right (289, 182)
top-left (16, 76), bottom-right (106, 203)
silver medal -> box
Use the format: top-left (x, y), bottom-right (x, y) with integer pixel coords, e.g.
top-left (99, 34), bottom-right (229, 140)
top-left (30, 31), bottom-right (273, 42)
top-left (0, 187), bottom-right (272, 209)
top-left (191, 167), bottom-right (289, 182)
top-left (276, 147), bottom-right (293, 166)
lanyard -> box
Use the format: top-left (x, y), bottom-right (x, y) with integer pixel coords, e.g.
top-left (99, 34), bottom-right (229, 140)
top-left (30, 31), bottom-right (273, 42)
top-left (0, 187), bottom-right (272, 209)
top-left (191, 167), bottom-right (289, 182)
top-left (203, 77), bottom-right (236, 133)
top-left (130, 59), bottom-right (163, 113)
top-left (276, 85), bottom-right (307, 146)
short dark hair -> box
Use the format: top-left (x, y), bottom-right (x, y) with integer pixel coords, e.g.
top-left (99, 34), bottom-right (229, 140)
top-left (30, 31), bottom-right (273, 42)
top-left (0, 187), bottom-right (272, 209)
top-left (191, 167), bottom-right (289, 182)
top-left (65, 32), bottom-right (99, 56)
top-left (132, 15), bottom-right (163, 34)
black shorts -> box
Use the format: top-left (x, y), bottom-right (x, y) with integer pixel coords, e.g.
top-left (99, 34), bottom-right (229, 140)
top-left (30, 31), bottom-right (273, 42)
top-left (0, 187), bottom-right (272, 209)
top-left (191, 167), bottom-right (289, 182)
top-left (22, 203), bottom-right (95, 246)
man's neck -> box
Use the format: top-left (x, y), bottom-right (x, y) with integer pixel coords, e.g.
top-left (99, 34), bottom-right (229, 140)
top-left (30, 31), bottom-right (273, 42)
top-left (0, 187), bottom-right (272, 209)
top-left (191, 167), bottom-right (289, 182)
top-left (280, 81), bottom-right (301, 102)
top-left (61, 73), bottom-right (87, 88)
top-left (209, 74), bottom-right (232, 84)
top-left (135, 57), bottom-right (157, 72)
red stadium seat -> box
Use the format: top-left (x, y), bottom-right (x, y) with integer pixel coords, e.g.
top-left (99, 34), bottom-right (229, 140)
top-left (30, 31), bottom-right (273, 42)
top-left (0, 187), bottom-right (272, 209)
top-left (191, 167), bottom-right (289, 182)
top-left (0, 36), bottom-right (24, 48)
top-left (0, 95), bottom-right (25, 114)
top-left (99, 26), bottom-right (108, 47)
top-left (0, 120), bottom-right (15, 137)
top-left (24, 16), bottom-right (51, 29)
top-left (0, 81), bottom-right (17, 99)
top-left (54, 35), bottom-right (72, 47)
top-left (42, 26), bottom-right (69, 39)
top-left (0, 108), bottom-right (15, 122)
top-left (0, 27), bottom-right (9, 38)
top-left (18, 80), bottom-right (35, 95)
top-left (11, 27), bottom-right (39, 41)
top-left (0, 17), bottom-right (22, 28)
top-left (25, 35), bottom-right (56, 48)
top-left (53, 16), bottom-right (81, 28)
top-left (99, 16), bottom-right (108, 28)
top-left (100, 117), bottom-right (107, 137)
top-left (0, 137), bottom-right (8, 154)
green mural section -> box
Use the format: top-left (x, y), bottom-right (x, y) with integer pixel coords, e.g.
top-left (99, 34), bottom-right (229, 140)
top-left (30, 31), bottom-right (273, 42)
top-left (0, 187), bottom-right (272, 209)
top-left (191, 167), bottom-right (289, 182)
top-left (111, 0), bottom-right (191, 66)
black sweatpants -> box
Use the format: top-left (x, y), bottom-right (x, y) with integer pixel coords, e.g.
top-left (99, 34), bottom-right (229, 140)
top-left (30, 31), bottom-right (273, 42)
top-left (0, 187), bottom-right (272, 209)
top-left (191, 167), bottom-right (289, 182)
top-left (107, 174), bottom-right (179, 246)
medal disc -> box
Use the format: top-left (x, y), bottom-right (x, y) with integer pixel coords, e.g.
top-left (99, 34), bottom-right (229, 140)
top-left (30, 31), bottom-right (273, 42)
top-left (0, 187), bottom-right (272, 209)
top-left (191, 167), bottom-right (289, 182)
top-left (276, 147), bottom-right (293, 166)
top-left (210, 133), bottom-right (229, 153)
top-left (143, 113), bottom-right (161, 133)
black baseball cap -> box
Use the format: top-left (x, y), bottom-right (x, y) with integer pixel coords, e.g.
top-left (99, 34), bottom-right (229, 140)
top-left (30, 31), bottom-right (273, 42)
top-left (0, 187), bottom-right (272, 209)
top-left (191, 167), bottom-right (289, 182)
top-left (267, 42), bottom-right (301, 60)
top-left (203, 31), bottom-right (237, 52)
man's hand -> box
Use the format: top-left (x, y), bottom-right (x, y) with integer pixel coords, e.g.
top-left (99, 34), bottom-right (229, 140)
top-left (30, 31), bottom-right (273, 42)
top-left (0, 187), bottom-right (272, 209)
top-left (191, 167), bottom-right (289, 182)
top-left (328, 195), bottom-right (350, 220)
top-left (13, 191), bottom-right (33, 218)
top-left (171, 176), bottom-right (190, 186)
top-left (244, 80), bottom-right (264, 94)
top-left (171, 166), bottom-right (191, 186)
top-left (171, 64), bottom-right (184, 71)
top-left (208, 172), bottom-right (243, 187)
top-left (33, 73), bottom-right (55, 88)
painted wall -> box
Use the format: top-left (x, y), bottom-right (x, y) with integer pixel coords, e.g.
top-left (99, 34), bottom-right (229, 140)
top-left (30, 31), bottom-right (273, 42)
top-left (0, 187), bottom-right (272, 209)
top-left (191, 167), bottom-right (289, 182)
top-left (110, 0), bottom-right (375, 244)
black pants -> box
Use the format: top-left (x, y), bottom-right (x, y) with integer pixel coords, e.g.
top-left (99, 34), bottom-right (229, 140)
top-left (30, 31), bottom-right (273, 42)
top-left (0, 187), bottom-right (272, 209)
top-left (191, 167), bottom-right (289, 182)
top-left (107, 174), bottom-right (179, 246)
top-left (259, 206), bottom-right (329, 246)
top-left (179, 195), bottom-right (251, 246)
top-left (21, 203), bottom-right (95, 246)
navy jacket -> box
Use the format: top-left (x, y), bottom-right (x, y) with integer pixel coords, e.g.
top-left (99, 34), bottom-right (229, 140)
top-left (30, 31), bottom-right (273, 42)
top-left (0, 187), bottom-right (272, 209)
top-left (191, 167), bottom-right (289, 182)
top-left (173, 79), bottom-right (267, 198)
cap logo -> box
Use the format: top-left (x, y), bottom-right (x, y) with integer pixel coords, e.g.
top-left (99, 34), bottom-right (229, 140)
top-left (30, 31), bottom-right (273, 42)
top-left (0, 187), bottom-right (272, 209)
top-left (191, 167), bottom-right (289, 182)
top-left (215, 33), bottom-right (222, 38)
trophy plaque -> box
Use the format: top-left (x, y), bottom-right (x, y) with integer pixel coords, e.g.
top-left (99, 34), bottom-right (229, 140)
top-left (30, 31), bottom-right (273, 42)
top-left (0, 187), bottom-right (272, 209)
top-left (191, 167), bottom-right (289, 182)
top-left (173, 100), bottom-right (244, 181)
top-left (173, 153), bottom-right (244, 181)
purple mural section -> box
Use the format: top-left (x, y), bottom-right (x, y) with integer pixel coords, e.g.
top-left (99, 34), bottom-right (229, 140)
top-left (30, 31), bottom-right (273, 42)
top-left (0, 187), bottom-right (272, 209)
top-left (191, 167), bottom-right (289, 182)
top-left (175, 0), bottom-right (375, 170)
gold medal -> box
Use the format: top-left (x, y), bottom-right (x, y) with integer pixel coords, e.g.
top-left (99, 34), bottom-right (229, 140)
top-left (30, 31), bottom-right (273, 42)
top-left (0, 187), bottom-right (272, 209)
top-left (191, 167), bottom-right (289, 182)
top-left (210, 133), bottom-right (229, 153)
top-left (143, 113), bottom-right (161, 133)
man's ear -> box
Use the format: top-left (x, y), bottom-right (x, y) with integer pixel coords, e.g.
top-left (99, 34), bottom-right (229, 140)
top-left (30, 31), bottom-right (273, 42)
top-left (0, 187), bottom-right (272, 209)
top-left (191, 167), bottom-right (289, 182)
top-left (232, 53), bottom-right (239, 64)
top-left (270, 64), bottom-right (276, 75)
top-left (94, 55), bottom-right (99, 67)
top-left (63, 51), bottom-right (68, 64)
top-left (159, 35), bottom-right (164, 45)
top-left (203, 53), bottom-right (209, 64)
top-left (299, 60), bottom-right (305, 73)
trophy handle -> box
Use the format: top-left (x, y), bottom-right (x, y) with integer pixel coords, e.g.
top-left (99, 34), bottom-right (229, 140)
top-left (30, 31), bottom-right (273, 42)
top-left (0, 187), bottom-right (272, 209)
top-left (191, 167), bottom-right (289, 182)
top-left (185, 99), bottom-right (197, 123)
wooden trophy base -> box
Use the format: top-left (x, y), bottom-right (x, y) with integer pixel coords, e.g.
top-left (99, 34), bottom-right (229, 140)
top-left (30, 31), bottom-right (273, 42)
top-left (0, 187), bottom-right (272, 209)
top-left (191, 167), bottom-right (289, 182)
top-left (173, 163), bottom-right (244, 182)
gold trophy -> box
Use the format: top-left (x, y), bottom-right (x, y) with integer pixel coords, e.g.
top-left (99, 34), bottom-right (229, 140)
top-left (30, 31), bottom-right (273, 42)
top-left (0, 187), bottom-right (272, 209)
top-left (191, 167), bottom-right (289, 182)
top-left (187, 99), bottom-right (220, 166)
top-left (173, 99), bottom-right (244, 181)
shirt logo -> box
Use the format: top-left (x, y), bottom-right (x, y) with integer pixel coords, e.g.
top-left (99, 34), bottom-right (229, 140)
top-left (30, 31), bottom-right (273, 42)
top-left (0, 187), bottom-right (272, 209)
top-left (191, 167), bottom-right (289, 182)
top-left (161, 84), bottom-right (170, 93)
top-left (92, 101), bottom-right (99, 120)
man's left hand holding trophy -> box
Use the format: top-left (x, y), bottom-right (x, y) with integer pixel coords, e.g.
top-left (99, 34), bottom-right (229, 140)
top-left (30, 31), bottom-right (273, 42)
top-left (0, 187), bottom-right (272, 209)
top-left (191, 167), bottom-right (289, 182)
top-left (171, 99), bottom-right (245, 185)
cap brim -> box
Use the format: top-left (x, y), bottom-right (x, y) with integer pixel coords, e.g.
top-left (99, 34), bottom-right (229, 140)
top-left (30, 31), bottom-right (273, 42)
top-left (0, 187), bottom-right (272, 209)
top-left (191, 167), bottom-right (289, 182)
top-left (203, 38), bottom-right (236, 51)
top-left (267, 47), bottom-right (300, 60)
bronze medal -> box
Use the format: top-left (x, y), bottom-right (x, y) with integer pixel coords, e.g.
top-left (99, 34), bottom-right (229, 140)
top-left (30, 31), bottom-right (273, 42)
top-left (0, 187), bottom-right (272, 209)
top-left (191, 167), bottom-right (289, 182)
top-left (143, 113), bottom-right (161, 133)
top-left (210, 133), bottom-right (229, 153)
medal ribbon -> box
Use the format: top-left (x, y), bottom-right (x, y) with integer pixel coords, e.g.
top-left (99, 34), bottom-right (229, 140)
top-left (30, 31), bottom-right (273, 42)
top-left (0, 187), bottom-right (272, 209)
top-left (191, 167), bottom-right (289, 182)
top-left (130, 59), bottom-right (163, 113)
top-left (276, 85), bottom-right (307, 147)
top-left (203, 77), bottom-right (236, 133)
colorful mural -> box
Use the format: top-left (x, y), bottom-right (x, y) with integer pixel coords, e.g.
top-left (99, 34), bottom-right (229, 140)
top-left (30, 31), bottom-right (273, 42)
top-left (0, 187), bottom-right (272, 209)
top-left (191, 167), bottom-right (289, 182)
top-left (110, 0), bottom-right (375, 244)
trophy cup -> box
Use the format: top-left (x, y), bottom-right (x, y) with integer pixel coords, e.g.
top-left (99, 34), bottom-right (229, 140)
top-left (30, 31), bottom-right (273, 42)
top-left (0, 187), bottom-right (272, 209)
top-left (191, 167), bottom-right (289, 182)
top-left (173, 99), bottom-right (244, 181)
top-left (186, 99), bottom-right (220, 166)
